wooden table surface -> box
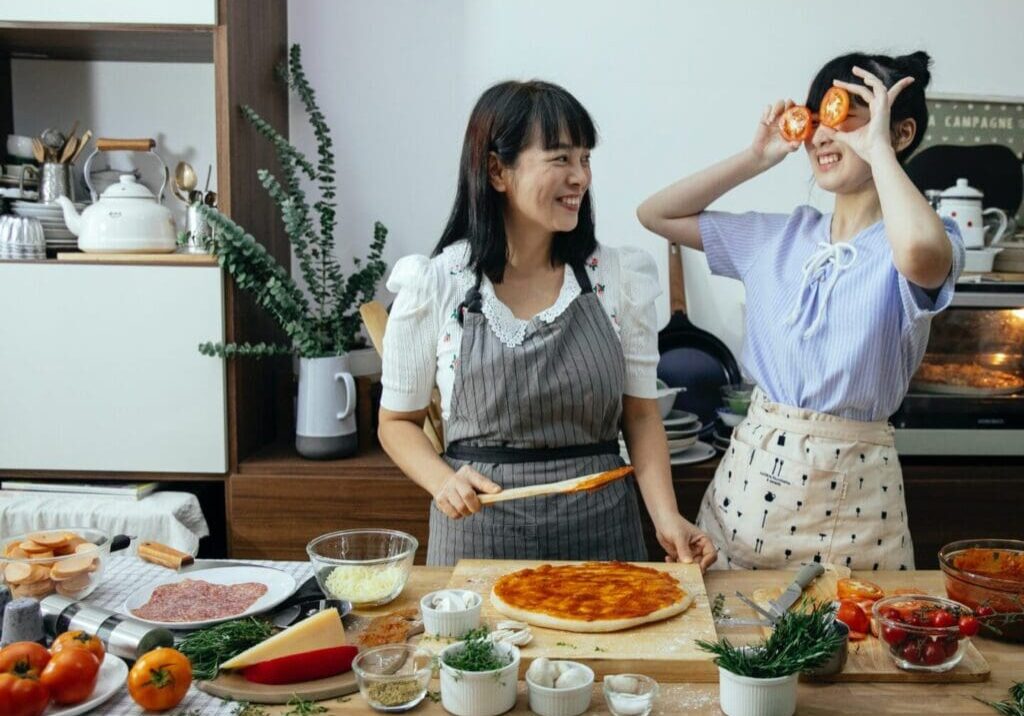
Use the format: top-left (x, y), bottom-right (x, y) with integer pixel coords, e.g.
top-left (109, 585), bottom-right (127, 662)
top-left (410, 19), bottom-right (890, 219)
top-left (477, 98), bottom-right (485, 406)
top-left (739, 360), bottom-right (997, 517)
top-left (297, 567), bottom-right (1021, 715)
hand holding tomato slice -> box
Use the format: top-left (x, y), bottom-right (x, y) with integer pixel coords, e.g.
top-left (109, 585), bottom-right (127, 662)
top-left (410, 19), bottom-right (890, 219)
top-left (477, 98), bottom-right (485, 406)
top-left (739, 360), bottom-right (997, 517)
top-left (752, 99), bottom-right (803, 166)
top-left (779, 105), bottom-right (814, 142)
top-left (829, 66), bottom-right (915, 163)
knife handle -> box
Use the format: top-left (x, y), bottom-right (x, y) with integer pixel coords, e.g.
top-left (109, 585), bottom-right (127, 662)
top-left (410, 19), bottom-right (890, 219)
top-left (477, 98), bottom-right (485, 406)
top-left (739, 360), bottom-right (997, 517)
top-left (794, 562), bottom-right (825, 588)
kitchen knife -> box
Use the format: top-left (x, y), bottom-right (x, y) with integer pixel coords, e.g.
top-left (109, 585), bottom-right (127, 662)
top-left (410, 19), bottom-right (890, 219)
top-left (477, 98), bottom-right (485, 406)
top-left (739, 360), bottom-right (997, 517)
top-left (765, 562), bottom-right (825, 618)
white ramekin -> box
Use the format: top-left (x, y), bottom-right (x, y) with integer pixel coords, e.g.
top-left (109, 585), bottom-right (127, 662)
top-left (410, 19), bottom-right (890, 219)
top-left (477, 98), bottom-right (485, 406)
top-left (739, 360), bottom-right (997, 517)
top-left (439, 640), bottom-right (520, 716)
top-left (420, 588), bottom-right (482, 638)
top-left (526, 661), bottom-right (594, 716)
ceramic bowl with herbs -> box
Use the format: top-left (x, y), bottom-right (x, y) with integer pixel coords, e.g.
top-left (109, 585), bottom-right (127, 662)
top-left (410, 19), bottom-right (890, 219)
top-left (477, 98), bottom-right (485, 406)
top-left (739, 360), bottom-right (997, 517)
top-left (352, 644), bottom-right (433, 713)
top-left (306, 529), bottom-right (417, 607)
top-left (439, 629), bottom-right (520, 716)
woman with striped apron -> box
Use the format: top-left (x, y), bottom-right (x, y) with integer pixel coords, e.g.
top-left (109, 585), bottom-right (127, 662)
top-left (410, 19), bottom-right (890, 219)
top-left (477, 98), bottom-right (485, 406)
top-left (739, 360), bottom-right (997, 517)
top-left (379, 80), bottom-right (716, 569)
top-left (429, 262), bottom-right (647, 564)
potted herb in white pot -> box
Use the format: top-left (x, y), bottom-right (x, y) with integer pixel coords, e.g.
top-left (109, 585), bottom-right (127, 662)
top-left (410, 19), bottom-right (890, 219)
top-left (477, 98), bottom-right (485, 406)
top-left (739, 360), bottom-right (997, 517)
top-left (439, 628), bottom-right (520, 716)
top-left (697, 600), bottom-right (844, 716)
top-left (196, 44), bottom-right (388, 460)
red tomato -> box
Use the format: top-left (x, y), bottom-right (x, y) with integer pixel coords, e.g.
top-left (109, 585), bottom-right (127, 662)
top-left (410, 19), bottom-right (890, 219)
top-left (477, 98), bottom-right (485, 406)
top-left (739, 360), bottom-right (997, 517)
top-left (50, 631), bottom-right (105, 663)
top-left (0, 672), bottom-right (50, 716)
top-left (976, 605), bottom-right (996, 617)
top-left (0, 642), bottom-right (51, 680)
top-left (881, 624), bottom-right (907, 646)
top-left (958, 615), bottom-right (980, 637)
top-left (943, 637), bottom-right (960, 657)
top-left (836, 599), bottom-right (870, 634)
top-left (929, 609), bottom-right (957, 628)
top-left (901, 640), bottom-right (922, 664)
top-left (837, 578), bottom-right (884, 603)
top-left (819, 86), bottom-right (850, 128)
top-left (39, 649), bottom-right (99, 706)
top-left (779, 106), bottom-right (814, 142)
top-left (922, 641), bottom-right (947, 666)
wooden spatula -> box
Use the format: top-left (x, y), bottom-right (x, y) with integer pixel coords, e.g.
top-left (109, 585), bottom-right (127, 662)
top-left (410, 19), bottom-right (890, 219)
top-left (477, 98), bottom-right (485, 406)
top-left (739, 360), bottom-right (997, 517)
top-left (478, 465), bottom-right (634, 505)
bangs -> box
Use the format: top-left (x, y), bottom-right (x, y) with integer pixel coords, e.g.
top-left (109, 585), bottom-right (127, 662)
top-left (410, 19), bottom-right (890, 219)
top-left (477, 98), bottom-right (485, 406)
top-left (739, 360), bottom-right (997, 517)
top-left (530, 87), bottom-right (597, 150)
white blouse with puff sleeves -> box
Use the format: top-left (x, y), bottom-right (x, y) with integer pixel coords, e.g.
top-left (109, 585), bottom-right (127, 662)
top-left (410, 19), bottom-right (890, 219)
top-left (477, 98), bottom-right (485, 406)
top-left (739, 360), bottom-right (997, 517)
top-left (380, 240), bottom-right (661, 420)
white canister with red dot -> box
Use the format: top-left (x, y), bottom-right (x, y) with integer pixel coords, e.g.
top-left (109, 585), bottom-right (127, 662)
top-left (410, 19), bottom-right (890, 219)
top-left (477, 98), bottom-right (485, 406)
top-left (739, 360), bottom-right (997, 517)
top-left (937, 178), bottom-right (1008, 249)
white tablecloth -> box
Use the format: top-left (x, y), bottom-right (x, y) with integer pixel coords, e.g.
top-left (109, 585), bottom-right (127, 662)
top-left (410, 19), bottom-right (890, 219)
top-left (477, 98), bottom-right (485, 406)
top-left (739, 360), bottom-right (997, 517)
top-left (83, 556), bottom-right (315, 715)
top-left (0, 490), bottom-right (209, 554)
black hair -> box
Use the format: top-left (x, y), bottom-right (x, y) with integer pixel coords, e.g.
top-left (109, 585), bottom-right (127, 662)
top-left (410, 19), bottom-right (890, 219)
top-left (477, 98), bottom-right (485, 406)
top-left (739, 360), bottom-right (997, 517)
top-left (433, 80), bottom-right (598, 283)
top-left (806, 51), bottom-right (932, 161)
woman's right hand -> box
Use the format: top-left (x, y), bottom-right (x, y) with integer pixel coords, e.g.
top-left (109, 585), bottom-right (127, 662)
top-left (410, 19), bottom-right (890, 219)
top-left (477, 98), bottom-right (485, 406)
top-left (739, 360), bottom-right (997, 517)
top-left (433, 465), bottom-right (502, 519)
top-left (750, 99), bottom-right (803, 167)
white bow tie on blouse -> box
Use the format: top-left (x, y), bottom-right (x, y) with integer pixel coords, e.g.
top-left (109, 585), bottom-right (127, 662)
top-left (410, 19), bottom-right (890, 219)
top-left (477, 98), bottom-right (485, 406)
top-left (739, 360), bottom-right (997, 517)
top-left (784, 241), bottom-right (859, 339)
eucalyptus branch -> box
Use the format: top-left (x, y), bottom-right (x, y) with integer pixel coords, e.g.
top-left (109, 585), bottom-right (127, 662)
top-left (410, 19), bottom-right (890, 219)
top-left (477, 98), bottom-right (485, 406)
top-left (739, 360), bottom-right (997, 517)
top-left (198, 341), bottom-right (293, 358)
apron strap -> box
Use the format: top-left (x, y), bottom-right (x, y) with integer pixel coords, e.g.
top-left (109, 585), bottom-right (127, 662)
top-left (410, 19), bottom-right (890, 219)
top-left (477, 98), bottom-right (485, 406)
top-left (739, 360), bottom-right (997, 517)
top-left (446, 439), bottom-right (620, 464)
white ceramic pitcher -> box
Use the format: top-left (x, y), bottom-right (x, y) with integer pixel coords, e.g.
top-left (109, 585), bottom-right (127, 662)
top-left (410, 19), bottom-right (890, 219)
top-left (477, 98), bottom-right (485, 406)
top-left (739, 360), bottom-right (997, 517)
top-left (295, 355), bottom-right (358, 459)
top-left (937, 178), bottom-right (1008, 249)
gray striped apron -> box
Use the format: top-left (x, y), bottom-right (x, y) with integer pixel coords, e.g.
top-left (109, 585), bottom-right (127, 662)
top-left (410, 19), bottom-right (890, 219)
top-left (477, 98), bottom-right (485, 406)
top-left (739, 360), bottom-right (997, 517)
top-left (426, 261), bottom-right (648, 566)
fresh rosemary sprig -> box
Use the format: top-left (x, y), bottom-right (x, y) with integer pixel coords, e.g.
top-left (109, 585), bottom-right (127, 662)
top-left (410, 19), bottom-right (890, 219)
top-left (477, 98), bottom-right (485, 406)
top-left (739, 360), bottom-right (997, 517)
top-left (697, 599), bottom-right (843, 678)
top-left (177, 617), bottom-right (275, 681)
top-left (283, 697), bottom-right (328, 716)
top-left (443, 628), bottom-right (511, 672)
top-left (976, 681), bottom-right (1024, 716)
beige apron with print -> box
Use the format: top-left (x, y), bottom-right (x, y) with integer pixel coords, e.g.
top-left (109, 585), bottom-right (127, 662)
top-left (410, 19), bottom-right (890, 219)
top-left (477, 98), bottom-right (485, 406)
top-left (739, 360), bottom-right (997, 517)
top-left (696, 388), bottom-right (915, 571)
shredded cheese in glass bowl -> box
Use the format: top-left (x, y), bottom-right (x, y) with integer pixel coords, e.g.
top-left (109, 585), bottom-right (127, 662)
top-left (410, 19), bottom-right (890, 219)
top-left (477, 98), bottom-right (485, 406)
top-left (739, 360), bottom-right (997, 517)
top-left (307, 529), bottom-right (418, 607)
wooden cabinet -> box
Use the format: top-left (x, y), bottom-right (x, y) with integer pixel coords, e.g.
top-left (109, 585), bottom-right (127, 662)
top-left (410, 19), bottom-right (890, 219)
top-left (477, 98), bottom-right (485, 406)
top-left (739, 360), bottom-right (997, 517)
top-left (229, 448), bottom-right (1024, 569)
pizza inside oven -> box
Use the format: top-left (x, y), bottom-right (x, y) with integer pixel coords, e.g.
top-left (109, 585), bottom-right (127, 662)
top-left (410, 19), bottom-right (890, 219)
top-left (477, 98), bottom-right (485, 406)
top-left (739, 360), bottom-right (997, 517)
top-left (913, 362), bottom-right (1024, 393)
top-left (490, 561), bottom-right (693, 633)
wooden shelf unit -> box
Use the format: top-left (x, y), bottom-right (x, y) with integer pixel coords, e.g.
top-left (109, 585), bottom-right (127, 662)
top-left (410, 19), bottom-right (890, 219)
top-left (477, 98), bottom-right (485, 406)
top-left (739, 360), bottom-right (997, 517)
top-left (0, 1), bottom-right (291, 556)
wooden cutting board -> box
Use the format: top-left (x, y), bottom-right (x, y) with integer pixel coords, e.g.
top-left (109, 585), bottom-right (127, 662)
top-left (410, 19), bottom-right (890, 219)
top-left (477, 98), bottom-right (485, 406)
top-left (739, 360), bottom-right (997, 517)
top-left (197, 670), bottom-right (358, 704)
top-left (446, 559), bottom-right (718, 682)
top-left (740, 570), bottom-right (990, 683)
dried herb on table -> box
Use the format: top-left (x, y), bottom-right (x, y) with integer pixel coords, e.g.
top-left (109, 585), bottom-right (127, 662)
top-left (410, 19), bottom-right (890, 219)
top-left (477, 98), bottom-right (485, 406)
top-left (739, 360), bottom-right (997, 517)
top-left (283, 696), bottom-right (328, 715)
top-left (976, 681), bottom-right (1024, 716)
top-left (711, 593), bottom-right (726, 619)
top-left (231, 702), bottom-right (270, 716)
top-left (177, 617), bottom-right (276, 681)
top-left (697, 599), bottom-right (844, 679)
top-left (442, 628), bottom-right (511, 672)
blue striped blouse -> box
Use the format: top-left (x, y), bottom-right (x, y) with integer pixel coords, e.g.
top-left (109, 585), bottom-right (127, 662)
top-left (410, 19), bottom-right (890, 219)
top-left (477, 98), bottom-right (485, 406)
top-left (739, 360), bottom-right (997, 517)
top-left (699, 206), bottom-right (965, 421)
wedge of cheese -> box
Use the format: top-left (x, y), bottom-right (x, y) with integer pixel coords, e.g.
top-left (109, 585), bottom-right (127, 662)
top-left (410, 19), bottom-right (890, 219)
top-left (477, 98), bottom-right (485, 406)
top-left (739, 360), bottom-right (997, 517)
top-left (221, 608), bottom-right (347, 670)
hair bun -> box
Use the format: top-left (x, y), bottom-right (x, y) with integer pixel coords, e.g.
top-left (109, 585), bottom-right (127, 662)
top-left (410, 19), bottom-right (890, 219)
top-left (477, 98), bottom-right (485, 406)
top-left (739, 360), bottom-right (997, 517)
top-left (896, 51), bottom-right (932, 87)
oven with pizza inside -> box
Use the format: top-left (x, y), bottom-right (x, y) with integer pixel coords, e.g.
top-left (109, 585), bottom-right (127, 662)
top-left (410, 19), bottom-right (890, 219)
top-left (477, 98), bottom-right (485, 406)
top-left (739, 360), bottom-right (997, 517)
top-left (893, 283), bottom-right (1024, 455)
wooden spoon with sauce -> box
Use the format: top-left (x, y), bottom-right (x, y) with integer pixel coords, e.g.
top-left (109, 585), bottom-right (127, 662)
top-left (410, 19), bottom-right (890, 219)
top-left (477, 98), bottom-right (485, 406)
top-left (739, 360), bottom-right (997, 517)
top-left (478, 466), bottom-right (634, 506)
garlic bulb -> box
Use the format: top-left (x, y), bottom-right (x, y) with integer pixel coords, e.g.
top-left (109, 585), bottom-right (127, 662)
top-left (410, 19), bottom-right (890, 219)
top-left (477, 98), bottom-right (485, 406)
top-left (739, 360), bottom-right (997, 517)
top-left (496, 620), bottom-right (529, 631)
top-left (526, 657), bottom-right (557, 688)
top-left (428, 589), bottom-right (469, 611)
top-left (553, 664), bottom-right (591, 689)
top-left (605, 674), bottom-right (640, 694)
top-left (490, 628), bottom-right (533, 646)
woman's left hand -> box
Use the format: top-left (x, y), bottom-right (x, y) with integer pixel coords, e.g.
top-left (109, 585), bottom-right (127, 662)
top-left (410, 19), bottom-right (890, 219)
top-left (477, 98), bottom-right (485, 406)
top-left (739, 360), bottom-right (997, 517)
top-left (830, 66), bottom-right (915, 164)
top-left (655, 513), bottom-right (717, 571)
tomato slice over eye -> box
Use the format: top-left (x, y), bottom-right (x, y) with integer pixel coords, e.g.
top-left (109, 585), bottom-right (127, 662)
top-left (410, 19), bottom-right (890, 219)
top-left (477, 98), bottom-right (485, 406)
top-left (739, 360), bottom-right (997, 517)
top-left (819, 87), bottom-right (850, 128)
top-left (779, 105), bottom-right (814, 142)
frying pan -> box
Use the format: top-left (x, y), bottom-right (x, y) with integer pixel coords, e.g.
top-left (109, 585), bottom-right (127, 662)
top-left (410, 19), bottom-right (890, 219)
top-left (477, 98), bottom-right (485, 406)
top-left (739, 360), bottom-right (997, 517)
top-left (657, 243), bottom-right (741, 433)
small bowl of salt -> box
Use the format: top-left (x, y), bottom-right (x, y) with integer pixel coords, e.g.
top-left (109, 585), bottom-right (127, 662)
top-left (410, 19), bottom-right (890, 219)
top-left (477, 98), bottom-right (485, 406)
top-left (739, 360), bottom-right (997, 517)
top-left (603, 674), bottom-right (659, 716)
top-left (420, 588), bottom-right (482, 638)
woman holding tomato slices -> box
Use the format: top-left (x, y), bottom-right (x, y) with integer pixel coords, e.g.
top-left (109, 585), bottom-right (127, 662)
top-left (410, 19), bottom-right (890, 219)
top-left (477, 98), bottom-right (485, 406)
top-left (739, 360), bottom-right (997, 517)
top-left (637, 51), bottom-right (965, 572)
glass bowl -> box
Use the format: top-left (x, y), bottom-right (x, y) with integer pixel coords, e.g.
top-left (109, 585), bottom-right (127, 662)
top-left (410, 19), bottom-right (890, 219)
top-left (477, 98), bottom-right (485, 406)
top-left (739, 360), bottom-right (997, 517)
top-left (0, 527), bottom-right (112, 601)
top-left (872, 595), bottom-right (975, 672)
top-left (939, 539), bottom-right (1024, 642)
top-left (602, 674), bottom-right (659, 716)
top-left (353, 644), bottom-right (433, 712)
top-left (307, 529), bottom-right (417, 607)
top-left (719, 383), bottom-right (754, 415)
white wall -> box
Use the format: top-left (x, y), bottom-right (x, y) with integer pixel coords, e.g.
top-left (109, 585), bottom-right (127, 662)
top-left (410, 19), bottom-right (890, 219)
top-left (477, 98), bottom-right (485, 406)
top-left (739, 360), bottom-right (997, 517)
top-left (288, 0), bottom-right (1024, 362)
top-left (11, 60), bottom-right (217, 229)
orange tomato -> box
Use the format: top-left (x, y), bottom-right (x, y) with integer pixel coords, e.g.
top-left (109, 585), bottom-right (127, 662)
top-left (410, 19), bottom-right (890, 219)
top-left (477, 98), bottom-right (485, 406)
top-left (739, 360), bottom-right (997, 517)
top-left (837, 577), bottom-right (885, 603)
top-left (127, 647), bottom-right (192, 712)
top-left (39, 648), bottom-right (99, 706)
top-left (0, 672), bottom-right (50, 716)
top-left (0, 642), bottom-right (51, 680)
top-left (779, 105), bottom-right (814, 142)
top-left (819, 86), bottom-right (850, 128)
top-left (836, 599), bottom-right (871, 635)
top-left (51, 631), bottom-right (105, 663)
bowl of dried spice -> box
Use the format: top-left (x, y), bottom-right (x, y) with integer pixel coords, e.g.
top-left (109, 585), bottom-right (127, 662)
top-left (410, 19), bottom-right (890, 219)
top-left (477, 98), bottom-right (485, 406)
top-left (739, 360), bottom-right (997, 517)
top-left (352, 644), bottom-right (433, 712)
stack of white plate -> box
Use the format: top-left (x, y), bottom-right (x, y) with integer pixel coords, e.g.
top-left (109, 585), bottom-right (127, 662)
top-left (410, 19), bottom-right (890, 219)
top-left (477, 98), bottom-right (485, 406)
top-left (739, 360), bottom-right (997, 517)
top-left (619, 408), bottom-right (716, 466)
top-left (10, 200), bottom-right (86, 251)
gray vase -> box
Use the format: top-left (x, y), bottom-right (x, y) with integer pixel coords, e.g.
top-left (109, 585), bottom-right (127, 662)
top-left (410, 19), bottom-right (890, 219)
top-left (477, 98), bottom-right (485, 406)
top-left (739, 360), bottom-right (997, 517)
top-left (295, 355), bottom-right (358, 459)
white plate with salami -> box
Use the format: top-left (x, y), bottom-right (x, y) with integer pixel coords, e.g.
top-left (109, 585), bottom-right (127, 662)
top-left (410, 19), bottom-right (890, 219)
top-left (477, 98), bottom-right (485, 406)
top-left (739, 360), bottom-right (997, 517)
top-left (123, 565), bottom-right (298, 629)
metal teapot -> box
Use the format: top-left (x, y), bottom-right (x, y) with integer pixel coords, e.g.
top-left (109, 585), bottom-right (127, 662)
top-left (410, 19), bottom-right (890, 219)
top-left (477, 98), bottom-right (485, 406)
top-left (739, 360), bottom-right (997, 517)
top-left (56, 138), bottom-right (176, 253)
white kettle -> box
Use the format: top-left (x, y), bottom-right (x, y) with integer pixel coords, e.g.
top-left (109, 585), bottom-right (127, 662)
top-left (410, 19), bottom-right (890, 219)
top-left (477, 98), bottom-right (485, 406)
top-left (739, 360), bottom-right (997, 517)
top-left (56, 137), bottom-right (177, 253)
top-left (937, 178), bottom-right (1008, 250)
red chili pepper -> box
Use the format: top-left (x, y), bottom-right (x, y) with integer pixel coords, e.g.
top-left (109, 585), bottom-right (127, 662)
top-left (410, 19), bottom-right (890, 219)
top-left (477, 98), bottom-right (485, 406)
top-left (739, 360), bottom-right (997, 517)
top-left (242, 646), bottom-right (358, 685)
